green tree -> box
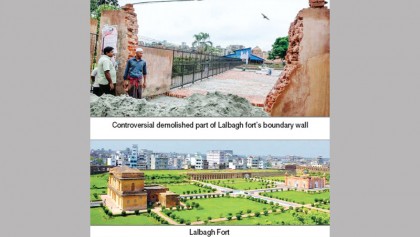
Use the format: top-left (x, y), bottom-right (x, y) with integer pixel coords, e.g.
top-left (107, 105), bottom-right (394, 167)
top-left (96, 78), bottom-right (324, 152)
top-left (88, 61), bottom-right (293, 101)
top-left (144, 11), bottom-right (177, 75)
top-left (268, 36), bottom-right (289, 60)
top-left (192, 32), bottom-right (213, 53)
top-left (91, 1), bottom-right (120, 19)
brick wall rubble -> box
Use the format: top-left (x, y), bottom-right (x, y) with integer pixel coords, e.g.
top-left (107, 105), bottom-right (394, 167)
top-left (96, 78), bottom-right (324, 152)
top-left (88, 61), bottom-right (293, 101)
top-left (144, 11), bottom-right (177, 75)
top-left (309, 0), bottom-right (327, 8)
top-left (97, 4), bottom-right (140, 95)
top-left (121, 4), bottom-right (139, 59)
top-left (264, 11), bottom-right (304, 113)
top-left (264, 3), bottom-right (330, 116)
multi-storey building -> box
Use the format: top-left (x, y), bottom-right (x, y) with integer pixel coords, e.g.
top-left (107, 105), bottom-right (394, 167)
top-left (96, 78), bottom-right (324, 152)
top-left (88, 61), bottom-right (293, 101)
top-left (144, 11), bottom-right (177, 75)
top-left (150, 153), bottom-right (169, 170)
top-left (129, 145), bottom-right (138, 168)
top-left (206, 150), bottom-right (233, 169)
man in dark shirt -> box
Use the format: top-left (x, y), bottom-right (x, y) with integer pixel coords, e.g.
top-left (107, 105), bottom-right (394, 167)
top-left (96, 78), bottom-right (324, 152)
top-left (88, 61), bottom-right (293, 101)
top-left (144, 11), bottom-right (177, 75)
top-left (123, 48), bottom-right (147, 99)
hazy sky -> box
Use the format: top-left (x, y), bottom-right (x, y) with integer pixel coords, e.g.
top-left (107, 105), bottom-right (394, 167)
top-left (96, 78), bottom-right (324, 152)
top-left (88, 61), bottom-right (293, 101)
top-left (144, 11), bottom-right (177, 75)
top-left (118, 0), bottom-right (330, 51)
top-left (91, 140), bottom-right (330, 157)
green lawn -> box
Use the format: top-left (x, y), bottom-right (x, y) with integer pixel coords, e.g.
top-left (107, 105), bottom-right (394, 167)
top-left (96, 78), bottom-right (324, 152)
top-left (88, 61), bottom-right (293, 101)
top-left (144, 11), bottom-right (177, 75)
top-left (206, 179), bottom-right (275, 190)
top-left (90, 207), bottom-right (161, 226)
top-left (263, 191), bottom-right (330, 204)
top-left (91, 173), bottom-right (109, 189)
top-left (166, 183), bottom-right (213, 195)
top-left (316, 203), bottom-right (330, 210)
top-left (262, 176), bottom-right (285, 182)
top-left (169, 197), bottom-right (271, 222)
top-left (208, 210), bottom-right (330, 226)
top-left (143, 169), bottom-right (281, 175)
top-left (90, 188), bottom-right (107, 201)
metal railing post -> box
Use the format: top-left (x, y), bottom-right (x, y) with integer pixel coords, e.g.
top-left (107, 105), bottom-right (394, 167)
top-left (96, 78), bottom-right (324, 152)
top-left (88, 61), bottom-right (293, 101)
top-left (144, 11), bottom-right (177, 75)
top-left (181, 51), bottom-right (184, 88)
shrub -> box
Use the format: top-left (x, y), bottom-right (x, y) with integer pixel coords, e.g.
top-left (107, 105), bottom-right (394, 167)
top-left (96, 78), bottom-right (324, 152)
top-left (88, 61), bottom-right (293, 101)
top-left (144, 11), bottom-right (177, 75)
top-left (247, 209), bottom-right (252, 214)
top-left (186, 221), bottom-right (191, 225)
top-left (208, 216), bottom-right (212, 220)
top-left (227, 216), bottom-right (232, 220)
top-left (264, 210), bottom-right (268, 216)
top-left (147, 208), bottom-right (152, 214)
top-left (236, 214), bottom-right (242, 220)
top-left (179, 218), bottom-right (185, 224)
top-left (254, 212), bottom-right (261, 217)
top-left (134, 210), bottom-right (140, 215)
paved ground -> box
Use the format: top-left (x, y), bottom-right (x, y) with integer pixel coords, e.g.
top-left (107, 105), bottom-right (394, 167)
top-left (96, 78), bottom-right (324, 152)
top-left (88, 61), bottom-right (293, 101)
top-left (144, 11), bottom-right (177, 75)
top-left (149, 69), bottom-right (280, 107)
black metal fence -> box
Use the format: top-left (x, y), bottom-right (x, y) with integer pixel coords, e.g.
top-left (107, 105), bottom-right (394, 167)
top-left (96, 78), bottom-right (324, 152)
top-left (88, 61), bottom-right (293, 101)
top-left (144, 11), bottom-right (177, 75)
top-left (171, 50), bottom-right (243, 89)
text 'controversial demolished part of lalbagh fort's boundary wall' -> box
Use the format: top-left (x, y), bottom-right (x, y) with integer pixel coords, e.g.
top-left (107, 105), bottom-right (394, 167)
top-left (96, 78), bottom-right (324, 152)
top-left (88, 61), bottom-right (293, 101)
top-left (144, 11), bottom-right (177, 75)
top-left (265, 0), bottom-right (330, 117)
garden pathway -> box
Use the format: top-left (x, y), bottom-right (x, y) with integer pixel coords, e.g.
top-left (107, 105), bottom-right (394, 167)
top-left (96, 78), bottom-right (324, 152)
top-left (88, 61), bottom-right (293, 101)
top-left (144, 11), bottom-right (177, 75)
top-left (152, 207), bottom-right (180, 225)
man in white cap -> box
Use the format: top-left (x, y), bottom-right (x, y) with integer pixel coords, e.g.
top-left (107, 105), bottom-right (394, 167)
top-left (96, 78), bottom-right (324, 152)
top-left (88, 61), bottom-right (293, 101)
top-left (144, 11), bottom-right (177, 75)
top-left (123, 48), bottom-right (147, 99)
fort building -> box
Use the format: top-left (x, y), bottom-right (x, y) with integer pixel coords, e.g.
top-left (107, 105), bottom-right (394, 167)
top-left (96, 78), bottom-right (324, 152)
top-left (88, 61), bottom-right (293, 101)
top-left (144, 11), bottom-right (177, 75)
top-left (187, 170), bottom-right (290, 180)
top-left (285, 174), bottom-right (326, 189)
top-left (107, 166), bottom-right (148, 211)
top-left (104, 166), bottom-right (179, 212)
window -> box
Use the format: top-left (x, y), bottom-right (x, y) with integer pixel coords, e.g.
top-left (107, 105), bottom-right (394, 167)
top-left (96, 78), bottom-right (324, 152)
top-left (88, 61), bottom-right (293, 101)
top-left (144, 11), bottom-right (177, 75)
top-left (131, 183), bottom-right (135, 191)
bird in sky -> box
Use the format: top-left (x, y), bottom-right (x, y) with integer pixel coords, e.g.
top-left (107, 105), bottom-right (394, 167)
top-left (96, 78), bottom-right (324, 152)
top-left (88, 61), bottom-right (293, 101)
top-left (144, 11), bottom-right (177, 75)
top-left (261, 13), bottom-right (270, 20)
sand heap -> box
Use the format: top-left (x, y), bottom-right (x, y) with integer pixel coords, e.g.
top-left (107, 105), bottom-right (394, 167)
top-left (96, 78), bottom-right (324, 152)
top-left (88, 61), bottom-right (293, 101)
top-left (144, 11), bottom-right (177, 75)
top-left (90, 92), bottom-right (268, 117)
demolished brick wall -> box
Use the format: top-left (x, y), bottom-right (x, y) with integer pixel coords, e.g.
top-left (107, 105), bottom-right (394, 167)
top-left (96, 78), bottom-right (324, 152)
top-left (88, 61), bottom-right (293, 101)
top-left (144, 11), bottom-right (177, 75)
top-left (97, 4), bottom-right (139, 95)
top-left (121, 4), bottom-right (139, 59)
top-left (264, 3), bottom-right (330, 116)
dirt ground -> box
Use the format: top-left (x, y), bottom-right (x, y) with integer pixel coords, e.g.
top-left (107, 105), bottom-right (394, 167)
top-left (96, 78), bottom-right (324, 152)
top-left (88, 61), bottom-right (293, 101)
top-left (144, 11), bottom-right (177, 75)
top-left (151, 69), bottom-right (280, 107)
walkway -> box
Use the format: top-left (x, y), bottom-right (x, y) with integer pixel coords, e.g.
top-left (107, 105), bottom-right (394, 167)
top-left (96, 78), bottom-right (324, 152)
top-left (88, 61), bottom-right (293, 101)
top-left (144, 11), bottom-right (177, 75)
top-left (152, 207), bottom-right (179, 225)
top-left (153, 69), bottom-right (279, 107)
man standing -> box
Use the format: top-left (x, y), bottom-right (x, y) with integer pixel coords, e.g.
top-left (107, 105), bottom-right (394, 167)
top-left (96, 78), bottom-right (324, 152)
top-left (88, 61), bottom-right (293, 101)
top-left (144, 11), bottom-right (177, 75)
top-left (90, 67), bottom-right (103, 96)
top-left (97, 46), bottom-right (117, 95)
top-left (123, 48), bottom-right (147, 99)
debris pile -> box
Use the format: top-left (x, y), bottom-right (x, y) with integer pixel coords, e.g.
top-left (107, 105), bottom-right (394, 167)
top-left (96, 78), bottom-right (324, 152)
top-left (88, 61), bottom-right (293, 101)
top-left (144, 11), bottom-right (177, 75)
top-left (90, 92), bottom-right (268, 117)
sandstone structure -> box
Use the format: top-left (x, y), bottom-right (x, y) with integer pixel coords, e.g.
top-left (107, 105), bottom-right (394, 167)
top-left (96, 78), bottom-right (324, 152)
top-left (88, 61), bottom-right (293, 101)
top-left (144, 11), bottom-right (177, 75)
top-left (285, 174), bottom-right (326, 189)
top-left (107, 166), bottom-right (147, 211)
top-left (264, 2), bottom-right (329, 116)
top-left (187, 171), bottom-right (289, 180)
top-left (104, 166), bottom-right (180, 211)
top-left (96, 4), bottom-right (139, 95)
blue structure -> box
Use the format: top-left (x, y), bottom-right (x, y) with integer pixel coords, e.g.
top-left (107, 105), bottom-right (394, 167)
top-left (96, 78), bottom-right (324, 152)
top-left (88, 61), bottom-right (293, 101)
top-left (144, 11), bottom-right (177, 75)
top-left (223, 48), bottom-right (264, 64)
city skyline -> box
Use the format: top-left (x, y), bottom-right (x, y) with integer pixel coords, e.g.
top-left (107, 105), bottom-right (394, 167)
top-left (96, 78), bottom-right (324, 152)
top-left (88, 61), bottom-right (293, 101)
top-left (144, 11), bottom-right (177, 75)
top-left (91, 140), bottom-right (330, 158)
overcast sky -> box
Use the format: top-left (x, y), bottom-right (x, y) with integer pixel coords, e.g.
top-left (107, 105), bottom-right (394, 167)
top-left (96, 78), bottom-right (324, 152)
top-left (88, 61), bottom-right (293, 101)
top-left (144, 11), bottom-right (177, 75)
top-left (118, 0), bottom-right (330, 51)
top-left (91, 140), bottom-right (330, 157)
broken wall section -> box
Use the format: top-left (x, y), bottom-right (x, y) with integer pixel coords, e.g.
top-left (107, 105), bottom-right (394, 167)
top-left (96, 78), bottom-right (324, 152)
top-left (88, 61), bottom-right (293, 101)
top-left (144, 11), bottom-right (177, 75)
top-left (97, 4), bottom-right (139, 95)
top-left (265, 4), bottom-right (330, 117)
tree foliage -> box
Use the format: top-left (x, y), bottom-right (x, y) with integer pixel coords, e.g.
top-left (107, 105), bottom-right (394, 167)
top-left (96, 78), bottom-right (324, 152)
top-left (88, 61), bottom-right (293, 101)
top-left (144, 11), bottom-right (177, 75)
top-left (91, 0), bottom-right (120, 19)
top-left (192, 32), bottom-right (213, 53)
top-left (268, 36), bottom-right (289, 60)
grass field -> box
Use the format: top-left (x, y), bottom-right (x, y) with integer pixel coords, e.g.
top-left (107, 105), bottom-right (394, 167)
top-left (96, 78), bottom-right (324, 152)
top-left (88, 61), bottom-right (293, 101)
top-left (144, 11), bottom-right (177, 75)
top-left (91, 173), bottom-right (108, 189)
top-left (90, 188), bottom-right (107, 201)
top-left (169, 197), bottom-right (271, 222)
top-left (166, 183), bottom-right (213, 195)
top-left (206, 179), bottom-right (275, 190)
top-left (264, 191), bottom-right (330, 204)
top-left (208, 210), bottom-right (330, 226)
top-left (90, 207), bottom-right (161, 226)
top-left (142, 169), bottom-right (281, 175)
top-left (316, 203), bottom-right (330, 210)
top-left (262, 176), bottom-right (285, 182)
